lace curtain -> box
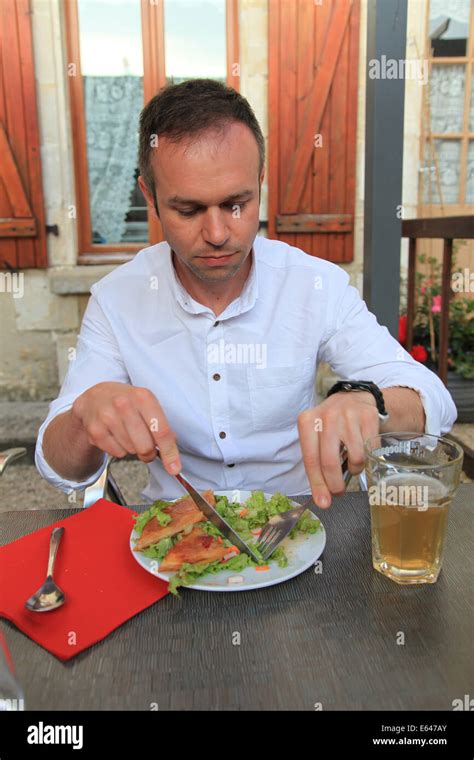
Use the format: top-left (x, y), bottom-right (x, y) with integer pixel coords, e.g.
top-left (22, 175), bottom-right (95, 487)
top-left (424, 140), bottom-right (461, 204)
top-left (84, 75), bottom-right (144, 243)
top-left (467, 143), bottom-right (474, 203)
top-left (429, 65), bottom-right (465, 133)
top-left (424, 62), bottom-right (466, 204)
top-left (424, 1), bottom-right (471, 204)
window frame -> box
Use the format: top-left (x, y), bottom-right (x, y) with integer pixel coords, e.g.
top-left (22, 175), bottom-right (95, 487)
top-left (64, 0), bottom-right (240, 264)
top-left (418, 0), bottom-right (474, 213)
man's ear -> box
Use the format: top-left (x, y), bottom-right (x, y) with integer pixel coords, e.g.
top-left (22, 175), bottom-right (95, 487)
top-left (258, 167), bottom-right (265, 204)
top-left (138, 175), bottom-right (160, 219)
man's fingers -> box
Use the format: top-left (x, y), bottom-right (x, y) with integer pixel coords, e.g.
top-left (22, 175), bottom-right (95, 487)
top-left (94, 431), bottom-right (128, 460)
top-left (100, 404), bottom-right (141, 457)
top-left (360, 405), bottom-right (380, 449)
top-left (340, 410), bottom-right (370, 476)
top-left (134, 389), bottom-right (182, 473)
top-left (153, 431), bottom-right (181, 474)
top-left (319, 426), bottom-right (347, 495)
top-left (333, 406), bottom-right (378, 477)
top-left (298, 412), bottom-right (332, 508)
top-left (299, 400), bottom-right (380, 505)
top-left (76, 384), bottom-right (181, 470)
top-left (342, 431), bottom-right (366, 475)
top-left (112, 396), bottom-right (159, 462)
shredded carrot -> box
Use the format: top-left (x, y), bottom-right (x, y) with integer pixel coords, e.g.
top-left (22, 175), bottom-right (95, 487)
top-left (217, 536), bottom-right (223, 544)
top-left (228, 545), bottom-right (240, 554)
top-left (239, 508), bottom-right (249, 517)
top-left (255, 565), bottom-right (270, 571)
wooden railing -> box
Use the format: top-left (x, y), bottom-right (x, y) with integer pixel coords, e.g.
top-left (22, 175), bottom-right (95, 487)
top-left (401, 216), bottom-right (474, 385)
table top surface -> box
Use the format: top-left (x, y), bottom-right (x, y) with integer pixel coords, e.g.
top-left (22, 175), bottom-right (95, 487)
top-left (1, 486), bottom-right (472, 711)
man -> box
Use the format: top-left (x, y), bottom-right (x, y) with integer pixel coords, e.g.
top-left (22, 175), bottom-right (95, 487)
top-left (36, 79), bottom-right (456, 508)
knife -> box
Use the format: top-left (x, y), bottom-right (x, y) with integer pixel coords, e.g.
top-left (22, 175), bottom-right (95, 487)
top-left (155, 449), bottom-right (261, 563)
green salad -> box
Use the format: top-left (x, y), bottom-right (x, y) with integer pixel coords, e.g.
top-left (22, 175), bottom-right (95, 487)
top-left (133, 490), bottom-right (321, 595)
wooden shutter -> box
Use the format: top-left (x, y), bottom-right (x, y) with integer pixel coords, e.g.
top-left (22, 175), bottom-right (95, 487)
top-left (268, 0), bottom-right (360, 262)
top-left (0, 0), bottom-right (47, 269)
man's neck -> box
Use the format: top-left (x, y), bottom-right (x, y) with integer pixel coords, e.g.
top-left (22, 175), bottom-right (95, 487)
top-left (171, 248), bottom-right (253, 317)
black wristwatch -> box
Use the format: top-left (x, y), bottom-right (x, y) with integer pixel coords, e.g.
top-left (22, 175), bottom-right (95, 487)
top-left (326, 380), bottom-right (390, 423)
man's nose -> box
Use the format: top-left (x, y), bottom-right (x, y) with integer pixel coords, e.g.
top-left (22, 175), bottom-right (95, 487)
top-left (202, 208), bottom-right (229, 247)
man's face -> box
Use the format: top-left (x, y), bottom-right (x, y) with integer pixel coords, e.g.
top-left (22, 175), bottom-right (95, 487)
top-left (138, 121), bottom-right (264, 283)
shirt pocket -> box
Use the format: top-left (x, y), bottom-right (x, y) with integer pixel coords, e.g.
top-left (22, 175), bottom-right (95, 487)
top-left (246, 356), bottom-right (315, 433)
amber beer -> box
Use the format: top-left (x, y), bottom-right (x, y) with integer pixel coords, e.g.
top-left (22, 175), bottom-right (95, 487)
top-left (364, 433), bottom-right (463, 585)
top-left (369, 473), bottom-right (451, 583)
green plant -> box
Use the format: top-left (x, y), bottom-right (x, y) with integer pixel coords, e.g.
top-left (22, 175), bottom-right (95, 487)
top-left (399, 246), bottom-right (474, 380)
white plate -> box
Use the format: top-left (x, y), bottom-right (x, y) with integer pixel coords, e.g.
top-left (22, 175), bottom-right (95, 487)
top-left (129, 490), bottom-right (326, 592)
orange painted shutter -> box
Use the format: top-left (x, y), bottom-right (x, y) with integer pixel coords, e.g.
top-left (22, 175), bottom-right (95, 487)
top-left (0, 0), bottom-right (47, 269)
top-left (268, 0), bottom-right (360, 262)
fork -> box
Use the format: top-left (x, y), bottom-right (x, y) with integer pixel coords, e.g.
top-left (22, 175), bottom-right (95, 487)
top-left (256, 501), bottom-right (310, 560)
top-left (256, 444), bottom-right (352, 559)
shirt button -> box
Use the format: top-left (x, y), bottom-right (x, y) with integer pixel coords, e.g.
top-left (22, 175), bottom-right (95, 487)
top-left (219, 431), bottom-right (226, 439)
top-left (227, 463), bottom-right (235, 467)
top-left (213, 373), bottom-right (221, 381)
top-left (214, 321), bottom-right (219, 327)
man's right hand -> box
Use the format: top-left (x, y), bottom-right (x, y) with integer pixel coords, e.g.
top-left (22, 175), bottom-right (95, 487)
top-left (71, 382), bottom-right (182, 474)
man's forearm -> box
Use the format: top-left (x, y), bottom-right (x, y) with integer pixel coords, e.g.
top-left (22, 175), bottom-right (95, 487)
top-left (379, 387), bottom-right (426, 433)
top-left (42, 409), bottom-right (106, 482)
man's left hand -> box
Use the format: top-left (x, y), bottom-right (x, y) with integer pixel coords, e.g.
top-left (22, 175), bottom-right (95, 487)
top-left (297, 391), bottom-right (380, 508)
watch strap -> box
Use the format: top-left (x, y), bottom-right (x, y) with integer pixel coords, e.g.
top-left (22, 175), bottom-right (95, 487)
top-left (326, 380), bottom-right (389, 421)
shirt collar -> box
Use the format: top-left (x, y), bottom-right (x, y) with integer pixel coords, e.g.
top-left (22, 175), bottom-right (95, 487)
top-left (166, 235), bottom-right (260, 320)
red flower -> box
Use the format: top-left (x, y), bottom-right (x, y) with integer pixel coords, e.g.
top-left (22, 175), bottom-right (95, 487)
top-left (410, 345), bottom-right (428, 363)
top-left (398, 315), bottom-right (407, 345)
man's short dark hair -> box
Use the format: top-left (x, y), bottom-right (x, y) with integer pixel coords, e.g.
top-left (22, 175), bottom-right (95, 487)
top-left (138, 78), bottom-right (265, 197)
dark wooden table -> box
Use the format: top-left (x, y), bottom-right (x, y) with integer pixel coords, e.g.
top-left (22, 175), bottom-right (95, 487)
top-left (0, 486), bottom-right (472, 710)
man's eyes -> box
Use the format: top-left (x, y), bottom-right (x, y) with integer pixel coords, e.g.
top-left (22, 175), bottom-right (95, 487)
top-left (177, 201), bottom-right (248, 217)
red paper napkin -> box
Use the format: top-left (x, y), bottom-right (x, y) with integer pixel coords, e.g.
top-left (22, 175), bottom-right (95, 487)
top-left (0, 499), bottom-right (169, 660)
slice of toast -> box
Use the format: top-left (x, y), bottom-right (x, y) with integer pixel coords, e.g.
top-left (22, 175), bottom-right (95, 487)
top-left (159, 525), bottom-right (230, 572)
top-left (134, 490), bottom-right (215, 551)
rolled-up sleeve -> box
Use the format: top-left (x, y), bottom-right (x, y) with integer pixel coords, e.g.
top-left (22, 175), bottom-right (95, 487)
top-left (35, 291), bottom-right (131, 493)
top-left (318, 270), bottom-right (457, 435)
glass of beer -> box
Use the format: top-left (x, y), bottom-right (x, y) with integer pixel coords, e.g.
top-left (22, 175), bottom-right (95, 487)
top-left (364, 432), bottom-right (464, 584)
top-left (0, 632), bottom-right (24, 711)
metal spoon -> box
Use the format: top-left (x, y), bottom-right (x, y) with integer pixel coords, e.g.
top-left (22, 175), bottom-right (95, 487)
top-left (25, 527), bottom-right (65, 612)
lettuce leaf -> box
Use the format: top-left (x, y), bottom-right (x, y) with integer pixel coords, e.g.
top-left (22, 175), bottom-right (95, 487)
top-left (289, 510), bottom-right (322, 539)
top-left (269, 546), bottom-right (288, 568)
top-left (133, 500), bottom-right (173, 536)
top-left (168, 552), bottom-right (255, 595)
top-left (141, 536), bottom-right (174, 560)
top-left (200, 521), bottom-right (229, 541)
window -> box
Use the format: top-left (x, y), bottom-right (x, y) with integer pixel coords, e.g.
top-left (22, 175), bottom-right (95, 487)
top-left (164, 0), bottom-right (227, 84)
top-left (420, 0), bottom-right (474, 209)
top-left (65, 0), bottom-right (239, 261)
top-left (77, 0), bottom-right (145, 246)
top-left (429, 0), bottom-right (469, 57)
